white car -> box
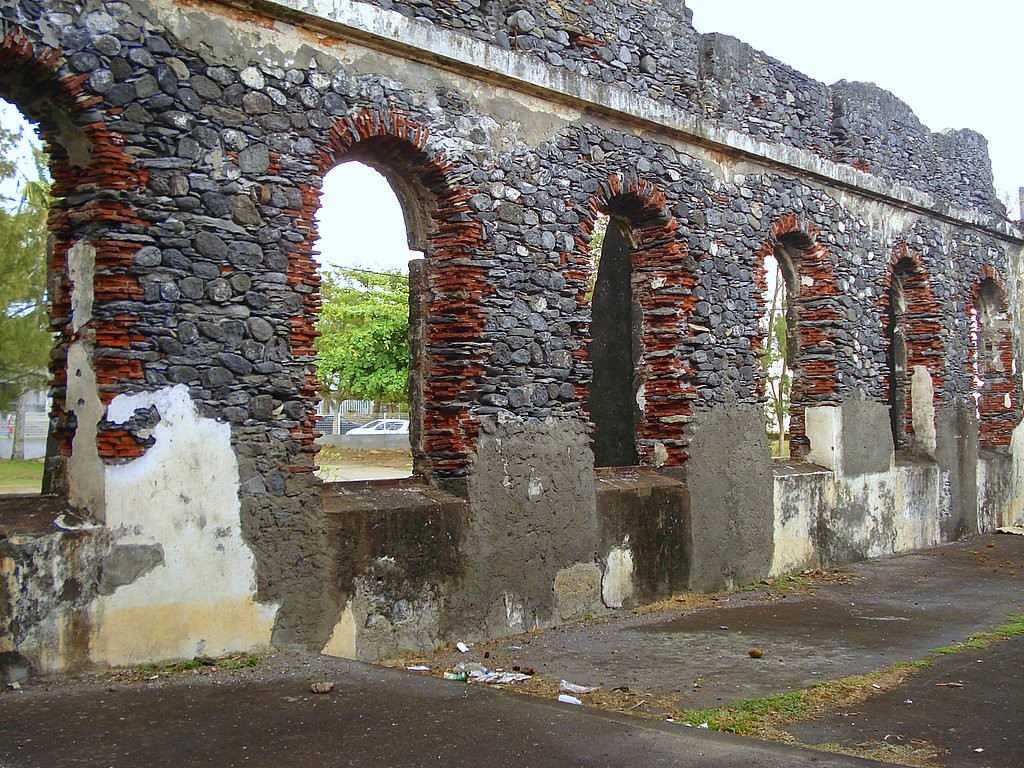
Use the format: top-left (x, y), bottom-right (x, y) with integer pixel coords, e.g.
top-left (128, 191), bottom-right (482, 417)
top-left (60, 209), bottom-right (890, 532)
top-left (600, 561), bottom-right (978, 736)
top-left (345, 419), bottom-right (410, 435)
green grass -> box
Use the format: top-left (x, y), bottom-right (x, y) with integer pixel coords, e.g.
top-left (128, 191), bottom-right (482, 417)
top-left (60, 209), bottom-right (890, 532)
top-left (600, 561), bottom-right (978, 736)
top-left (136, 654), bottom-right (263, 677)
top-left (0, 459), bottom-right (43, 491)
top-left (675, 613), bottom-right (1024, 739)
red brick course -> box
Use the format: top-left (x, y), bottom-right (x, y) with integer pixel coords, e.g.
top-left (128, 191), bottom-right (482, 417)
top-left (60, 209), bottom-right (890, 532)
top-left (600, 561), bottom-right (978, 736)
top-left (580, 174), bottom-right (696, 465)
top-left (757, 214), bottom-right (841, 459)
top-left (299, 108), bottom-right (488, 477)
top-left (969, 266), bottom-right (1021, 450)
top-left (1, 25), bottom-right (148, 467)
top-left (878, 246), bottom-right (946, 448)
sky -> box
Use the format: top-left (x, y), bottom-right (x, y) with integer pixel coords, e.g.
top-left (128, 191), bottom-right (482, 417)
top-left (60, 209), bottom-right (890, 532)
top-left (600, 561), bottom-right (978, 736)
top-left (684, 0), bottom-right (1023, 218)
top-left (3, 0), bottom-right (1019, 272)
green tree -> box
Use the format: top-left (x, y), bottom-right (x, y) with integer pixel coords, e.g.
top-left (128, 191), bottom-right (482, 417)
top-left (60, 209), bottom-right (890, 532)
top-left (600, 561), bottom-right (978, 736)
top-left (760, 258), bottom-right (791, 457)
top-left (315, 266), bottom-right (409, 409)
top-left (0, 125), bottom-right (51, 458)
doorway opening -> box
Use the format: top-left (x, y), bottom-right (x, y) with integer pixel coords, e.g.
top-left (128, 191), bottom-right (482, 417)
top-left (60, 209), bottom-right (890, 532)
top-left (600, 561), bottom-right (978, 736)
top-left (588, 214), bottom-right (642, 468)
top-left (312, 161), bottom-right (421, 482)
top-left (760, 247), bottom-right (793, 458)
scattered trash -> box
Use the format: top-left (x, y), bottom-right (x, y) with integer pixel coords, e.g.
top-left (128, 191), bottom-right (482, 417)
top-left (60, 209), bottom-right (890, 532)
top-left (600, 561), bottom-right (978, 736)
top-left (973, 748), bottom-right (984, 753)
top-left (455, 641), bottom-right (470, 653)
top-left (473, 671), bottom-right (532, 685)
top-left (506, 645), bottom-right (524, 651)
top-left (194, 656), bottom-right (217, 666)
top-left (935, 682), bottom-right (964, 688)
top-left (560, 680), bottom-right (598, 694)
top-left (443, 670), bottom-right (467, 682)
top-left (698, 723), bottom-right (709, 729)
top-left (5, 682), bottom-right (20, 691)
top-left (455, 662), bottom-right (488, 675)
top-left (557, 694), bottom-right (583, 705)
top-left (719, 626), bottom-right (729, 631)
top-left (310, 681), bottom-right (335, 694)
top-left (611, 686), bottom-right (630, 693)
top-left (406, 665), bottom-right (430, 672)
top-left (871, 684), bottom-right (882, 690)
top-left (995, 525), bottom-right (1024, 536)
top-left (748, 648), bottom-right (764, 659)
top-left (903, 699), bottom-right (913, 705)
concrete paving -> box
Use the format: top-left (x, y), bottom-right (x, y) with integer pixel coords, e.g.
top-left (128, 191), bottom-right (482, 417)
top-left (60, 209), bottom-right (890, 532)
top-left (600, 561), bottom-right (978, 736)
top-left (1, 534), bottom-right (1021, 767)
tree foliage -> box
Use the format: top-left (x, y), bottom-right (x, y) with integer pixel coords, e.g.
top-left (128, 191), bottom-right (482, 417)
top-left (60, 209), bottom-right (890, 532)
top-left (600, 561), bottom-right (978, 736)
top-left (760, 256), bottom-right (791, 457)
top-left (0, 125), bottom-right (51, 415)
top-left (315, 267), bottom-right (409, 407)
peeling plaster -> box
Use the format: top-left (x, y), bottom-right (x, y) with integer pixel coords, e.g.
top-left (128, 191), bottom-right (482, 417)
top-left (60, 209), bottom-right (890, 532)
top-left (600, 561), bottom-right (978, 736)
top-left (910, 366), bottom-right (937, 457)
top-left (601, 539), bottom-right (634, 609)
top-left (66, 342), bottom-right (105, 522)
top-left (89, 385), bottom-right (277, 666)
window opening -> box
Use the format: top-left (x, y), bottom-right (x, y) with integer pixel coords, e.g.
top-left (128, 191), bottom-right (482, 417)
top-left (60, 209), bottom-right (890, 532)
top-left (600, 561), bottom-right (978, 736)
top-left (0, 100), bottom-right (51, 495)
top-left (760, 248), bottom-right (792, 458)
top-left (973, 277), bottom-right (1016, 451)
top-left (312, 161), bottom-right (421, 482)
top-left (588, 215), bottom-right (641, 467)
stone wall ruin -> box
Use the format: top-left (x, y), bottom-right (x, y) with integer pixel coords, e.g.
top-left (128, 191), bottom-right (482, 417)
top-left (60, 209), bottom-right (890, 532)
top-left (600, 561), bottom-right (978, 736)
top-left (1, 0), bottom-right (1022, 675)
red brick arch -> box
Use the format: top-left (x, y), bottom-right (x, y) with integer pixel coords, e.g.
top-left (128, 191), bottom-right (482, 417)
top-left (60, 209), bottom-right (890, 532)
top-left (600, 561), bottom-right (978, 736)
top-left (879, 246), bottom-right (945, 450)
top-left (295, 107), bottom-right (487, 478)
top-left (579, 173), bottom-right (696, 465)
top-left (969, 265), bottom-right (1021, 451)
top-left (756, 214), bottom-right (841, 460)
top-left (0, 24), bottom-right (149, 469)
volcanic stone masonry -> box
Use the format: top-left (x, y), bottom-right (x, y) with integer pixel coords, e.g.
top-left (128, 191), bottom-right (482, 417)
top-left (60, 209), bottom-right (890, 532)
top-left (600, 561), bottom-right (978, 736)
top-left (1, 0), bottom-right (1022, 675)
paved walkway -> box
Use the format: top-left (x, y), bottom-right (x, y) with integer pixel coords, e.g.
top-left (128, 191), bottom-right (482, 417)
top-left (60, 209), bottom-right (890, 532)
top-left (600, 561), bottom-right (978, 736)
top-left (1, 534), bottom-right (1021, 767)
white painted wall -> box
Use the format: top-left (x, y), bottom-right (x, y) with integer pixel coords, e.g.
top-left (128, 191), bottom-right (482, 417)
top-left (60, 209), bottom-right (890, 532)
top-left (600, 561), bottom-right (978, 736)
top-left (89, 385), bottom-right (278, 665)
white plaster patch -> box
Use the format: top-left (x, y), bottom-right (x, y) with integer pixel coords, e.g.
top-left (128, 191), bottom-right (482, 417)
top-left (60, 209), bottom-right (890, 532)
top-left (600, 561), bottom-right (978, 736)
top-left (910, 366), bottom-right (937, 457)
top-left (601, 538), bottom-right (634, 609)
top-left (503, 590), bottom-right (525, 631)
top-left (805, 405), bottom-right (840, 471)
top-left (67, 240), bottom-right (95, 333)
top-left (66, 341), bottom-right (105, 521)
top-left (90, 385), bottom-right (278, 665)
top-left (770, 469), bottom-right (834, 576)
top-left (651, 441), bottom-right (668, 468)
top-left (322, 600), bottom-right (358, 660)
top-left (527, 475), bottom-right (543, 500)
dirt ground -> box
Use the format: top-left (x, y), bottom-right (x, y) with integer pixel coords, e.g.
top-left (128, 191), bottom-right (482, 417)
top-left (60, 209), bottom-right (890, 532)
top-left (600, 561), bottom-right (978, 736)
top-left (315, 446), bottom-right (413, 482)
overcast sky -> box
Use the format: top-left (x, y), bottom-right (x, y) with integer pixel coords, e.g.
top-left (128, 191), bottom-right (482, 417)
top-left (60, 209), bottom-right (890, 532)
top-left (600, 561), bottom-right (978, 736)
top-left (684, 0), bottom-right (1022, 216)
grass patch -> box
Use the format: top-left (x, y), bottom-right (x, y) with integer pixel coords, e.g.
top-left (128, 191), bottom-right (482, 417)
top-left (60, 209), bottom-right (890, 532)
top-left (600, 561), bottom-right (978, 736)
top-left (0, 459), bottom-right (43, 491)
top-left (670, 613), bottom-right (1024, 764)
top-left (676, 663), bottom-right (920, 740)
top-left (132, 653), bottom-right (263, 679)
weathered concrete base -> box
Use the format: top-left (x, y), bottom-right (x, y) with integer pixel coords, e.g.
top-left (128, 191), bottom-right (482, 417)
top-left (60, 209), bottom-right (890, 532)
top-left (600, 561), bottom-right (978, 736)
top-left (0, 505), bottom-right (107, 676)
top-left (686, 404), bottom-right (774, 591)
top-left (7, 402), bottom-right (1024, 671)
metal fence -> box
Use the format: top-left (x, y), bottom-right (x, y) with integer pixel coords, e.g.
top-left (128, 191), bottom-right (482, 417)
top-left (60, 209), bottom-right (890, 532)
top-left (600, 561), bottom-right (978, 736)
top-left (315, 411), bottom-right (410, 436)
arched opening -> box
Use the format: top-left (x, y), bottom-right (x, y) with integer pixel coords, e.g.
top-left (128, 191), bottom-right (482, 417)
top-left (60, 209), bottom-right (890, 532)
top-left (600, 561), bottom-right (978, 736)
top-left (582, 176), bottom-right (695, 469)
top-left (307, 110), bottom-right (487, 482)
top-left (312, 161), bottom-right (421, 482)
top-left (760, 247), bottom-right (794, 457)
top-left (0, 100), bottom-right (52, 494)
top-left (588, 214), bottom-right (641, 467)
top-left (768, 229), bottom-right (815, 459)
top-left (972, 276), bottom-right (1018, 451)
top-left (886, 264), bottom-right (910, 450)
